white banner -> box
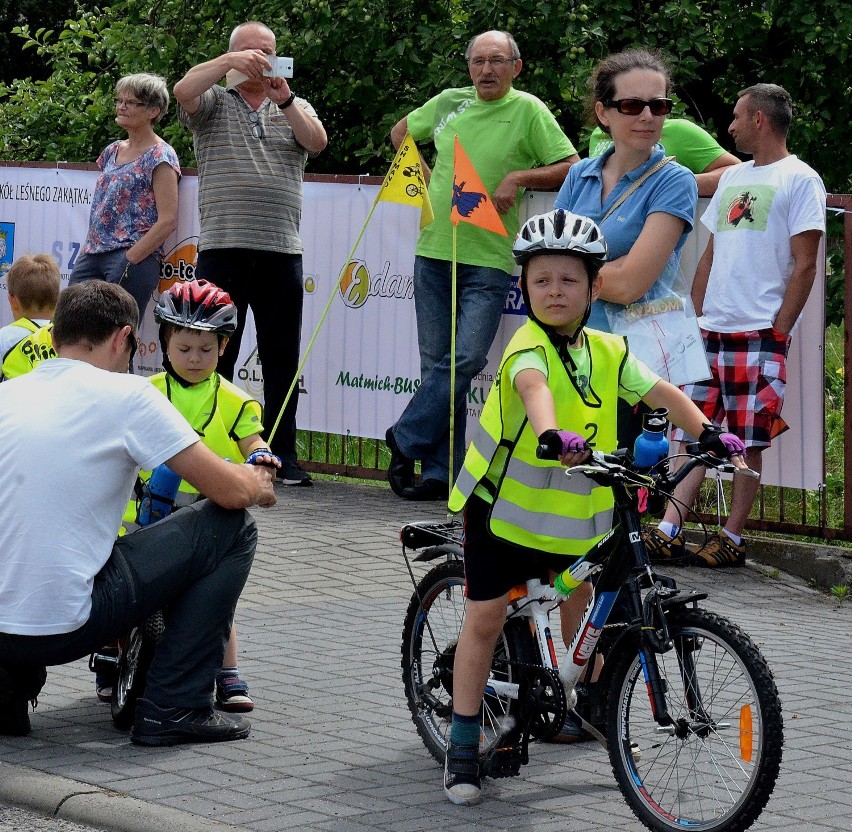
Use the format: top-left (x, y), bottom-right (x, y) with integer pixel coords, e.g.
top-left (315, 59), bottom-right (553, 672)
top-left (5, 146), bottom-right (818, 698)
top-left (0, 166), bottom-right (824, 488)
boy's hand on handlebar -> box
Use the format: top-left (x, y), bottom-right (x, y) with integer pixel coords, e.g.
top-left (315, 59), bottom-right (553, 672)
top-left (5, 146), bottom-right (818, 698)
top-left (537, 429), bottom-right (591, 466)
top-left (698, 423), bottom-right (746, 463)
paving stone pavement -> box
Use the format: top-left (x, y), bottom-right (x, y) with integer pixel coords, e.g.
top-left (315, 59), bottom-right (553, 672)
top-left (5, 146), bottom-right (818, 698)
top-left (2, 479), bottom-right (851, 832)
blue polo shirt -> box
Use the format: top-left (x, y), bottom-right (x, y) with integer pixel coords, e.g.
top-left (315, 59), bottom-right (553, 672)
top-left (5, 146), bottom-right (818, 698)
top-left (554, 145), bottom-right (697, 331)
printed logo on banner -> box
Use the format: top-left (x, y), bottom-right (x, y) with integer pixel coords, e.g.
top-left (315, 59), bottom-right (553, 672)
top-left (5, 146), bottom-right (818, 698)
top-left (504, 274), bottom-right (527, 316)
top-left (159, 237), bottom-right (198, 292)
top-left (338, 260), bottom-right (413, 309)
top-left (237, 347), bottom-right (265, 398)
top-left (0, 222), bottom-right (15, 278)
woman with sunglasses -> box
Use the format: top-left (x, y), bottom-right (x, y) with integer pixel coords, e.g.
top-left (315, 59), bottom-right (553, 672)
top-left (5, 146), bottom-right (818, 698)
top-left (554, 49), bottom-right (697, 353)
top-left (550, 52), bottom-right (698, 743)
top-left (70, 74), bottom-right (181, 320)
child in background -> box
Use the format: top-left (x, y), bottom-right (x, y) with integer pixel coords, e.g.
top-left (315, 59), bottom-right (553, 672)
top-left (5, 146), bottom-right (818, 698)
top-left (443, 210), bottom-right (746, 806)
top-left (0, 254), bottom-right (60, 380)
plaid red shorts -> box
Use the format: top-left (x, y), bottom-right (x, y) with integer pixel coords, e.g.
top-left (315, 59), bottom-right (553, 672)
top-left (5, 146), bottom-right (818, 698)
top-left (671, 328), bottom-right (792, 448)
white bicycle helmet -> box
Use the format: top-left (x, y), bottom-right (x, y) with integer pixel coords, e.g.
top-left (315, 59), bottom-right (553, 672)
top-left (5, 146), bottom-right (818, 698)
top-left (513, 209), bottom-right (607, 272)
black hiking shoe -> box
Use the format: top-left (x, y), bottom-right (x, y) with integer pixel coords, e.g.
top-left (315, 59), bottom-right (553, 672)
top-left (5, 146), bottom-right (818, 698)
top-left (131, 697), bottom-right (251, 746)
top-left (0, 663), bottom-right (47, 737)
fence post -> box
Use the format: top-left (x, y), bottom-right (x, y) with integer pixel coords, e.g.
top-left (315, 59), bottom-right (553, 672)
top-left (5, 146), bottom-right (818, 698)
top-left (828, 195), bottom-right (852, 535)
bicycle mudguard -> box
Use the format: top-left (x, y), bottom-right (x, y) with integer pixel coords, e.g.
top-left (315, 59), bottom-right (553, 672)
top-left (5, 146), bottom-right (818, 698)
top-left (412, 544), bottom-right (463, 563)
top-left (400, 520), bottom-right (462, 551)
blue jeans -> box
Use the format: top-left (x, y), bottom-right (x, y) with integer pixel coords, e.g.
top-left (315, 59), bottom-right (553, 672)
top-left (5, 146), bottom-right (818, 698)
top-left (196, 249), bottom-right (304, 463)
top-left (392, 256), bottom-right (511, 483)
top-left (0, 501), bottom-right (256, 708)
top-left (69, 249), bottom-right (161, 319)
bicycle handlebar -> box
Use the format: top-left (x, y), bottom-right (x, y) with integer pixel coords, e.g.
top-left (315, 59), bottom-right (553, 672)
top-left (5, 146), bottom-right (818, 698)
top-left (544, 446), bottom-right (759, 491)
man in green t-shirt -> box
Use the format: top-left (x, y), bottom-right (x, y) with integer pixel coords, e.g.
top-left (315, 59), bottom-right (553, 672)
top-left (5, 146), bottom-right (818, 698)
top-left (588, 119), bottom-right (739, 197)
top-left (385, 29), bottom-right (579, 501)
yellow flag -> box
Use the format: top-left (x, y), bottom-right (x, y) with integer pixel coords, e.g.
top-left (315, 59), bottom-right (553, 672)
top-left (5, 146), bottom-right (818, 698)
top-left (377, 131), bottom-right (434, 229)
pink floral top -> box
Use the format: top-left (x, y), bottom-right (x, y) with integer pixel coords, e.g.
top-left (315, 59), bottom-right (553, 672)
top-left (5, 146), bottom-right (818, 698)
top-left (82, 140), bottom-right (181, 255)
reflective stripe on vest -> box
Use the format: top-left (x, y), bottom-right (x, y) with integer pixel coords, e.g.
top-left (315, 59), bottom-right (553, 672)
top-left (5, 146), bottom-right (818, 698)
top-left (449, 321), bottom-right (627, 555)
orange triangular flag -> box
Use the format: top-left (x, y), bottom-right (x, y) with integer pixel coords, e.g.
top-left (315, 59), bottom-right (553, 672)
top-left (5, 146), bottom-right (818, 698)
top-left (450, 135), bottom-right (508, 236)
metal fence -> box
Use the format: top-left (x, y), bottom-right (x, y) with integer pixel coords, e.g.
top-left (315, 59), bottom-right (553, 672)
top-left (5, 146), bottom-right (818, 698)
top-left (298, 192), bottom-right (851, 544)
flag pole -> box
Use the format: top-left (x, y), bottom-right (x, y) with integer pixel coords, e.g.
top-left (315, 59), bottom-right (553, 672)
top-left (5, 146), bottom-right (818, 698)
top-left (266, 193), bottom-right (382, 446)
top-left (449, 225), bottom-right (458, 491)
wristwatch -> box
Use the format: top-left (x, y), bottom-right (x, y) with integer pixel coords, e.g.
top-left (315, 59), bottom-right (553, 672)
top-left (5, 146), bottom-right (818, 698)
top-left (279, 92), bottom-right (296, 110)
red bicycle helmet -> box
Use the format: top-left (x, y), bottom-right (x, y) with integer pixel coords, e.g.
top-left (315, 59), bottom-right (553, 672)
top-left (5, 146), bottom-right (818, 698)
top-left (154, 279), bottom-right (238, 336)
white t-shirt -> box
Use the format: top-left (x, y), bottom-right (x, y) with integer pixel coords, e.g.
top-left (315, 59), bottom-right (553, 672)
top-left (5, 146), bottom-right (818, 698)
top-left (0, 358), bottom-right (199, 635)
top-left (699, 155), bottom-right (825, 332)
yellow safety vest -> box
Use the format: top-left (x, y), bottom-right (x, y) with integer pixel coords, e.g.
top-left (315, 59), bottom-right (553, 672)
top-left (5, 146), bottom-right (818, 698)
top-left (1, 320), bottom-right (56, 380)
top-left (449, 321), bottom-right (628, 556)
top-left (124, 372), bottom-right (263, 526)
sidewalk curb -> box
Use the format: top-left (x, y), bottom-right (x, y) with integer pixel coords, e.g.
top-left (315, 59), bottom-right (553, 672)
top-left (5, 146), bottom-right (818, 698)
top-left (682, 529), bottom-right (852, 587)
top-left (0, 764), bottom-right (241, 832)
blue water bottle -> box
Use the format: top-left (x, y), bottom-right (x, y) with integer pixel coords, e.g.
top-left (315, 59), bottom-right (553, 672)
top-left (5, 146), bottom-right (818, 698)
top-left (137, 463), bottom-right (182, 526)
top-left (632, 408), bottom-right (669, 469)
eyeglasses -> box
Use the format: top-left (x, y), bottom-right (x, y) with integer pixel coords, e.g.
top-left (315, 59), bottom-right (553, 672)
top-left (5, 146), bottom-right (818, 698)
top-left (469, 56), bottom-right (516, 68)
top-left (114, 98), bottom-right (148, 109)
top-left (248, 111), bottom-right (264, 140)
top-left (603, 97), bottom-right (674, 116)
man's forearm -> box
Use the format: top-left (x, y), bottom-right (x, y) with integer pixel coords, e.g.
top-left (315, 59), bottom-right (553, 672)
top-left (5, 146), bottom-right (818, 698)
top-left (511, 156), bottom-right (578, 191)
top-left (173, 56), bottom-right (231, 109)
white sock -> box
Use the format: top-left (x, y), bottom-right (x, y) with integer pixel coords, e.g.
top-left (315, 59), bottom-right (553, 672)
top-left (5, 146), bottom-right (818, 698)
top-left (721, 529), bottom-right (742, 546)
top-left (658, 521), bottom-right (679, 538)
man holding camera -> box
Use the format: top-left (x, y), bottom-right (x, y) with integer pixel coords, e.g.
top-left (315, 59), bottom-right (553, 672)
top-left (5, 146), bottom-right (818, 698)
top-left (174, 22), bottom-right (327, 487)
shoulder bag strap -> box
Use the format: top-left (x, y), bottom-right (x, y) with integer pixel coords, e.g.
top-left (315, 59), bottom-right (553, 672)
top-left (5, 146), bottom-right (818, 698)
top-left (600, 156), bottom-right (675, 222)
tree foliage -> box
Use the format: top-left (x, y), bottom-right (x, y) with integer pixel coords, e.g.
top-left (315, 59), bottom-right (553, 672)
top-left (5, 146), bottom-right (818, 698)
top-left (0, 0), bottom-right (849, 193)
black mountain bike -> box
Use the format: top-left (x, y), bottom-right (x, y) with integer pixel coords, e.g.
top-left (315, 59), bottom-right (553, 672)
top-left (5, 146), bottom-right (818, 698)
top-left (401, 446), bottom-right (783, 832)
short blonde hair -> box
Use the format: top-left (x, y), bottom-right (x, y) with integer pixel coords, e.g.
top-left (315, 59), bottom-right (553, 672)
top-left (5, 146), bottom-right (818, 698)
top-left (7, 254), bottom-right (61, 311)
top-left (115, 73), bottom-right (169, 123)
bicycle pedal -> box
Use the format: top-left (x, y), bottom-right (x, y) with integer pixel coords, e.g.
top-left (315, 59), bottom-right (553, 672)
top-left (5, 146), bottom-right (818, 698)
top-left (480, 744), bottom-right (524, 779)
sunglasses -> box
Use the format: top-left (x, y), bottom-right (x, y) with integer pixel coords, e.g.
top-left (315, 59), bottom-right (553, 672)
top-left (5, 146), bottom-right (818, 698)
top-left (603, 97), bottom-right (674, 116)
top-left (248, 110), bottom-right (264, 140)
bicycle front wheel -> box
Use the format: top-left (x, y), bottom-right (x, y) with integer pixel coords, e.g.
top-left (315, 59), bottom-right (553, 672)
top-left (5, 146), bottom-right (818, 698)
top-left (607, 609), bottom-right (783, 832)
top-left (401, 560), bottom-right (534, 763)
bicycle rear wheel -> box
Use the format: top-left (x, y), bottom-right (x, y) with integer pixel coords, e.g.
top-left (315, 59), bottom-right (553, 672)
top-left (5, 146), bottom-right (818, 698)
top-left (401, 560), bottom-right (534, 763)
top-left (111, 612), bottom-right (164, 730)
top-left (607, 608), bottom-right (783, 832)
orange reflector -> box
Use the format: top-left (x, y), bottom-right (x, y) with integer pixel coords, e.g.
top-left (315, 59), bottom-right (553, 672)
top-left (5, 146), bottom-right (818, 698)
top-left (739, 705), bottom-right (753, 762)
top-left (508, 584), bottom-right (528, 603)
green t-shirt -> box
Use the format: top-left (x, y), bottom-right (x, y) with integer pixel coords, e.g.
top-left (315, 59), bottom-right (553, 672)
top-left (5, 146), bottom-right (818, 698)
top-left (588, 119), bottom-right (727, 174)
top-left (407, 86), bottom-right (576, 274)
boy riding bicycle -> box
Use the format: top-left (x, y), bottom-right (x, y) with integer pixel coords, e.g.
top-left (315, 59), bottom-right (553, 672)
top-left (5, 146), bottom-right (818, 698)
top-left (444, 209), bottom-right (746, 805)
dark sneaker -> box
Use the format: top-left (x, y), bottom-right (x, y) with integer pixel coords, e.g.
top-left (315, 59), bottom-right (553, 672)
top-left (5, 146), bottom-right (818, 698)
top-left (277, 460), bottom-right (313, 486)
top-left (131, 697), bottom-right (251, 746)
top-left (215, 673), bottom-right (254, 713)
top-left (444, 742), bottom-right (481, 805)
top-left (92, 646), bottom-right (119, 703)
top-left (693, 532), bottom-right (746, 568)
top-left (643, 527), bottom-right (688, 563)
top-left (0, 664), bottom-right (47, 737)
top-left (546, 711), bottom-right (594, 744)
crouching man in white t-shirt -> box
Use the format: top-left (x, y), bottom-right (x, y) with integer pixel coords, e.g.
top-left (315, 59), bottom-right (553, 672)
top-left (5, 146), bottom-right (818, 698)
top-left (0, 280), bottom-right (278, 745)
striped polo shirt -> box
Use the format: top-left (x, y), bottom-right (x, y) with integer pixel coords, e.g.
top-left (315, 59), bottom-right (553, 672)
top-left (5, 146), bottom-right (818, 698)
top-left (179, 85), bottom-right (319, 255)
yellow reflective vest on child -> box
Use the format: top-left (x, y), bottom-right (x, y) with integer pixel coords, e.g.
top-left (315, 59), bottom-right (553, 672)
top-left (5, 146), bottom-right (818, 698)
top-left (449, 321), bottom-right (627, 556)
